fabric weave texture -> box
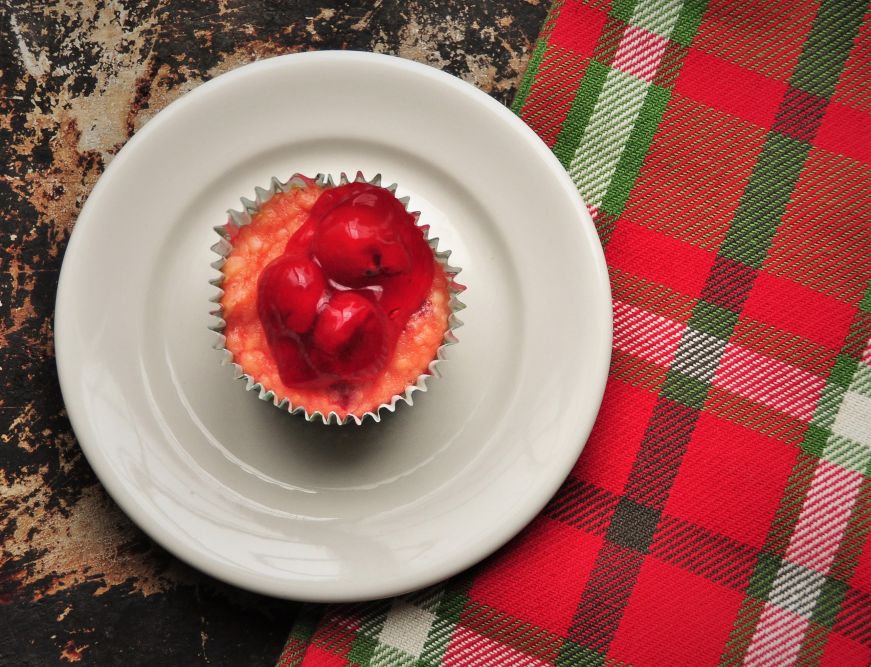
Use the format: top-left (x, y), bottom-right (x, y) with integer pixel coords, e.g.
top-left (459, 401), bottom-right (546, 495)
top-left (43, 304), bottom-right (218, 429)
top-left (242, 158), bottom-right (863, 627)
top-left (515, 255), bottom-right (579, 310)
top-left (279, 0), bottom-right (871, 664)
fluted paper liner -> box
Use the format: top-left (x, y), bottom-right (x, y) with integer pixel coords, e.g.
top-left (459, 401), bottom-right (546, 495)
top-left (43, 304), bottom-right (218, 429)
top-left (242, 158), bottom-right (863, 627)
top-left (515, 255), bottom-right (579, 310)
top-left (209, 172), bottom-right (465, 425)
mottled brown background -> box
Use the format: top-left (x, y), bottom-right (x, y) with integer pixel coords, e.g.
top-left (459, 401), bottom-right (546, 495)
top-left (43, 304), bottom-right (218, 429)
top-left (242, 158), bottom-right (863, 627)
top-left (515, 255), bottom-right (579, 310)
top-left (0, 1), bottom-right (545, 665)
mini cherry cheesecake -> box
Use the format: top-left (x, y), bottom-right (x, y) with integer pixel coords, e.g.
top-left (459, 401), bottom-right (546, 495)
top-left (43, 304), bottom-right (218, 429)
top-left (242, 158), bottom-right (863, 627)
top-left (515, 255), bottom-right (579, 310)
top-left (211, 173), bottom-right (463, 424)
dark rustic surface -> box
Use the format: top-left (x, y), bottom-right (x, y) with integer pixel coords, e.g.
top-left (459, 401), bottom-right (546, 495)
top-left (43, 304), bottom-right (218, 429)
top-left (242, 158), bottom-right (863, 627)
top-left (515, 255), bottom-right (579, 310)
top-left (0, 2), bottom-right (545, 665)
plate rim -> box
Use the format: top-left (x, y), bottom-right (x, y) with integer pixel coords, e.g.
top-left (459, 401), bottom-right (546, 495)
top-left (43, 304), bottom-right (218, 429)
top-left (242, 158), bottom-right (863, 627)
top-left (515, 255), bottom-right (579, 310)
top-left (55, 50), bottom-right (613, 601)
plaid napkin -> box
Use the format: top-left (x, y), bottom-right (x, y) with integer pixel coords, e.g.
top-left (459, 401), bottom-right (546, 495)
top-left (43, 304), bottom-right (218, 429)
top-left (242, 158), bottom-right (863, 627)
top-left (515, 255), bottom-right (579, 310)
top-left (278, 0), bottom-right (871, 664)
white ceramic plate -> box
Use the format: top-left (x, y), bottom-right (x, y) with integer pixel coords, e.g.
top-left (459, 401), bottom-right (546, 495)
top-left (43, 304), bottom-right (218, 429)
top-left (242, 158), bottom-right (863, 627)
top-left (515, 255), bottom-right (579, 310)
top-left (55, 51), bottom-right (611, 602)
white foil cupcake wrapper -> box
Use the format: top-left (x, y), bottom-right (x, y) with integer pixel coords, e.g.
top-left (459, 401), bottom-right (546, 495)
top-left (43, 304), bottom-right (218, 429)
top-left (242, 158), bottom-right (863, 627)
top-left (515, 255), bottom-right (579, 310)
top-left (208, 172), bottom-right (465, 426)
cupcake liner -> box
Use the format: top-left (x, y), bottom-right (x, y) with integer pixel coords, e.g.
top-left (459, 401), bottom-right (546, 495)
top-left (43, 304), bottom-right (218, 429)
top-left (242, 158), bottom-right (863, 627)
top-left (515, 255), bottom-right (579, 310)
top-left (209, 172), bottom-right (465, 426)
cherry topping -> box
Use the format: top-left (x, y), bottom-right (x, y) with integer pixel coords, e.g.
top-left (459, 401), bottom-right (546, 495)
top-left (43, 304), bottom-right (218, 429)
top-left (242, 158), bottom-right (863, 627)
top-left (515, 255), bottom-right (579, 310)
top-left (267, 335), bottom-right (317, 386)
top-left (256, 180), bottom-right (435, 390)
top-left (377, 221), bottom-right (434, 322)
top-left (309, 292), bottom-right (388, 382)
top-left (257, 254), bottom-right (326, 335)
top-left (315, 204), bottom-right (411, 284)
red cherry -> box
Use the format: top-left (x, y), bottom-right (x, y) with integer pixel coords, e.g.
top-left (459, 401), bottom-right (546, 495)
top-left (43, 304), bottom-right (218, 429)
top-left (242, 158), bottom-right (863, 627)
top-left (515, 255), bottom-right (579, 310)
top-left (308, 291), bottom-right (388, 382)
top-left (377, 222), bottom-right (434, 321)
top-left (314, 204), bottom-right (411, 285)
top-left (269, 335), bottom-right (318, 387)
top-left (257, 253), bottom-right (326, 335)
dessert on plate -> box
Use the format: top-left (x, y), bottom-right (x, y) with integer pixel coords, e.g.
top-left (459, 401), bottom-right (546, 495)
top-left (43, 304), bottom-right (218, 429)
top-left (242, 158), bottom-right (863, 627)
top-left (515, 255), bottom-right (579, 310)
top-left (210, 173), bottom-right (463, 425)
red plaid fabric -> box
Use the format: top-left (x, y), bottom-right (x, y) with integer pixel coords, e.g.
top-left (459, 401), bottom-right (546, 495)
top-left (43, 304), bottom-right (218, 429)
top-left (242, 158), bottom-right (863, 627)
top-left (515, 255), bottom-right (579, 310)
top-left (279, 1), bottom-right (871, 664)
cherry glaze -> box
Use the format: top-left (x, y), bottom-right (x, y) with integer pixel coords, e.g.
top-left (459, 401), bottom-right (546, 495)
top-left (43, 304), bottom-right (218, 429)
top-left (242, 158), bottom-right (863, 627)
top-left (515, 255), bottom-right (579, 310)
top-left (256, 182), bottom-right (434, 388)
